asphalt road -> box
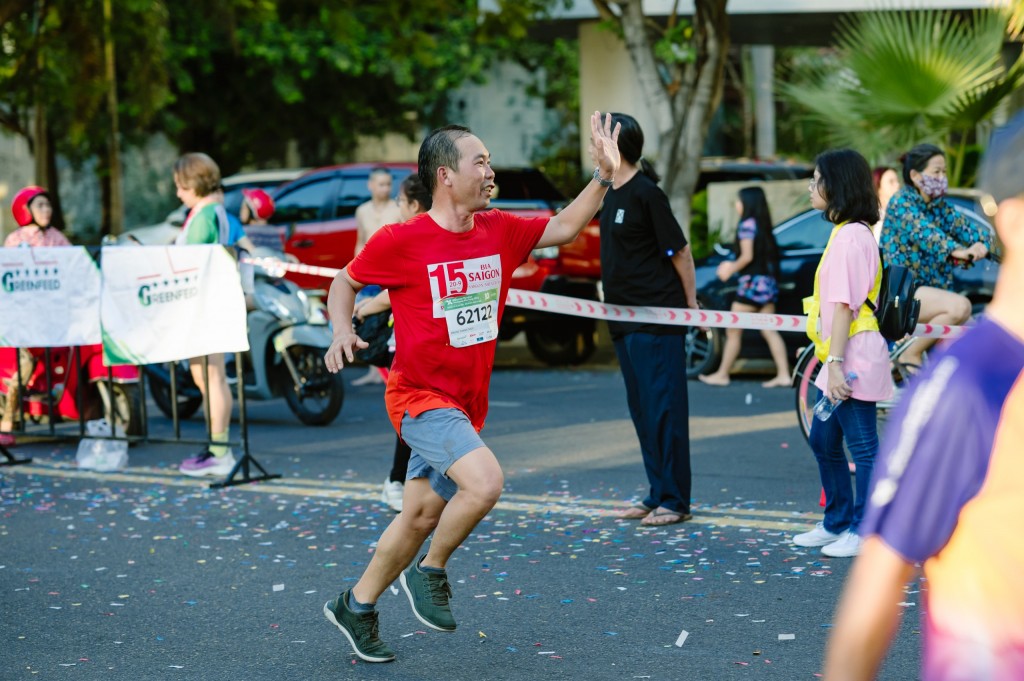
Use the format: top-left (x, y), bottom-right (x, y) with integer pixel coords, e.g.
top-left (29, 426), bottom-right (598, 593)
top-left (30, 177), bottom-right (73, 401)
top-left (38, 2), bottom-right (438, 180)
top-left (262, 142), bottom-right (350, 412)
top-left (0, 338), bottom-right (922, 680)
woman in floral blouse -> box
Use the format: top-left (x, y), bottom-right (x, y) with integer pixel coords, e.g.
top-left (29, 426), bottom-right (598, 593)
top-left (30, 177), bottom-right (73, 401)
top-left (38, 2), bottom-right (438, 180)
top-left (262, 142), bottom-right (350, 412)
top-left (880, 144), bottom-right (989, 368)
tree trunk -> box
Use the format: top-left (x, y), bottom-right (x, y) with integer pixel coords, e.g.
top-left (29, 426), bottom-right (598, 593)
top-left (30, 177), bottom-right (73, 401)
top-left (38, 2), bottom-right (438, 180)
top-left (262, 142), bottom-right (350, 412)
top-left (603, 0), bottom-right (730, 239)
top-left (662, 0), bottom-right (730, 237)
top-left (102, 0), bottom-right (124, 236)
top-left (44, 127), bottom-right (64, 231)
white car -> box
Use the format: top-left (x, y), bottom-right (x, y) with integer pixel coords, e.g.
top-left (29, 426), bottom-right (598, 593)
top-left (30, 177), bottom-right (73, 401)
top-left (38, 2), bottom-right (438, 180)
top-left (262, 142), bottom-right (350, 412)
top-left (121, 169), bottom-right (307, 245)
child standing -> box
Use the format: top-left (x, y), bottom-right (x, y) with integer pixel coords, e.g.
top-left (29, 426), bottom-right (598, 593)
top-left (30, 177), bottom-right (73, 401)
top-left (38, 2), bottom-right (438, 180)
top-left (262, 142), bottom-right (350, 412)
top-left (699, 186), bottom-right (789, 388)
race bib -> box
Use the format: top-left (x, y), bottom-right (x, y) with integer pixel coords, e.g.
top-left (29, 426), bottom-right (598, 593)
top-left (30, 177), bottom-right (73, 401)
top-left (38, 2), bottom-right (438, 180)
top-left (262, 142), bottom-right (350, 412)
top-left (427, 255), bottom-right (501, 347)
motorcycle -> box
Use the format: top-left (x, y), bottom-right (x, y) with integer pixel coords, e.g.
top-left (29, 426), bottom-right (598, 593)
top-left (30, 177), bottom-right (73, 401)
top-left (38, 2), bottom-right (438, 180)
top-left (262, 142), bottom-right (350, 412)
top-left (144, 258), bottom-right (344, 426)
top-left (0, 344), bottom-right (144, 436)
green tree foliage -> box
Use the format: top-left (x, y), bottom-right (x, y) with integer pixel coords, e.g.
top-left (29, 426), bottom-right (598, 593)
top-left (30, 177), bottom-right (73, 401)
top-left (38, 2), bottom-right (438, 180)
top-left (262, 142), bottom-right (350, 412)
top-left (780, 8), bottom-right (1024, 186)
top-left (0, 0), bottom-right (561, 224)
top-left (155, 0), bottom-right (563, 172)
top-left (0, 0), bottom-right (170, 156)
top-left (1, 0), bottom-right (170, 233)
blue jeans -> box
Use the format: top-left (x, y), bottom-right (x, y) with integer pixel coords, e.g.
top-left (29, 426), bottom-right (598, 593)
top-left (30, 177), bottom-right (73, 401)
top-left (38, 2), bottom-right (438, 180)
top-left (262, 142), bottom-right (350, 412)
top-left (808, 394), bottom-right (879, 534)
top-left (613, 333), bottom-right (691, 514)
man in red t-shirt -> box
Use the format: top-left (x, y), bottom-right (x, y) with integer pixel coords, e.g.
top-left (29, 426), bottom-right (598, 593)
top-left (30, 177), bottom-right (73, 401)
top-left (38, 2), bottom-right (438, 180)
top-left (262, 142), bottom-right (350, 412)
top-left (321, 113), bottom-right (620, 663)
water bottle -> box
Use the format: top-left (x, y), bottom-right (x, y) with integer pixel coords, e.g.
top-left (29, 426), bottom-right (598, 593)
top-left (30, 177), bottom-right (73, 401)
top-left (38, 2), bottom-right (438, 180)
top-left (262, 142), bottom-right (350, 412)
top-left (814, 372), bottom-right (858, 421)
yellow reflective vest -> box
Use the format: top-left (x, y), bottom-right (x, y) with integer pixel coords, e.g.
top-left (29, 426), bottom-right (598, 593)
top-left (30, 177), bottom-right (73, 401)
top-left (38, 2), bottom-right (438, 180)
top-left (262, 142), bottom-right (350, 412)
top-left (803, 221), bottom-right (882, 362)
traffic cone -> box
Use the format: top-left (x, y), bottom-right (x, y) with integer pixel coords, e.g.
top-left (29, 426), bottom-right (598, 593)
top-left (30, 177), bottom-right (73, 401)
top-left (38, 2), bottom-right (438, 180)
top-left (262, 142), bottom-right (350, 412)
top-left (819, 488), bottom-right (826, 507)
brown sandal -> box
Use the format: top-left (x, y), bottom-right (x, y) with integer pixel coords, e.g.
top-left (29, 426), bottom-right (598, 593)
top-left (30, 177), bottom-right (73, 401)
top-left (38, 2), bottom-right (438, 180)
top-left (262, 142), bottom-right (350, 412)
top-left (616, 503), bottom-right (653, 520)
top-left (640, 508), bottom-right (693, 526)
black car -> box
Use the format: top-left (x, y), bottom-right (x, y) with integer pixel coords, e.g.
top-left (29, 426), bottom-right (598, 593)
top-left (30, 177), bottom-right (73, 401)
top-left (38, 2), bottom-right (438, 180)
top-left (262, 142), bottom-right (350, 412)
top-left (685, 200), bottom-right (1000, 377)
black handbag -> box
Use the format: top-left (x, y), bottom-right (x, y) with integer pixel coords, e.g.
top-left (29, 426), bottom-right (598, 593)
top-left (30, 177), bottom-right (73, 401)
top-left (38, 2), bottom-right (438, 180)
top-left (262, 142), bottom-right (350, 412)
top-left (353, 311), bottom-right (393, 367)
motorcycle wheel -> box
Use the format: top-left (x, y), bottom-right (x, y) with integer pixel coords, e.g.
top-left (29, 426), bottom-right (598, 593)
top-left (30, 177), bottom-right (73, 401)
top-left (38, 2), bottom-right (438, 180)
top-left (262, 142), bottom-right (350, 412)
top-left (149, 370), bottom-right (203, 420)
top-left (96, 382), bottom-right (145, 436)
top-left (525, 320), bottom-right (596, 366)
top-left (282, 345), bottom-right (344, 426)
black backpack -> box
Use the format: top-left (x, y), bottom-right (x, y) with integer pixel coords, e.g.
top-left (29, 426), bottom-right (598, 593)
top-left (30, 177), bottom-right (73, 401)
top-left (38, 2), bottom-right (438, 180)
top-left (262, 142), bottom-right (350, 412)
top-left (353, 310), bottom-right (393, 368)
top-left (866, 261), bottom-right (920, 341)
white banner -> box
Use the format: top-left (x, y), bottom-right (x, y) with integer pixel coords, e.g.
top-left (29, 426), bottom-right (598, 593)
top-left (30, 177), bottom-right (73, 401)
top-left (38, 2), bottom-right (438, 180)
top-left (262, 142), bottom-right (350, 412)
top-left (101, 245), bottom-right (248, 365)
top-left (0, 246), bottom-right (101, 347)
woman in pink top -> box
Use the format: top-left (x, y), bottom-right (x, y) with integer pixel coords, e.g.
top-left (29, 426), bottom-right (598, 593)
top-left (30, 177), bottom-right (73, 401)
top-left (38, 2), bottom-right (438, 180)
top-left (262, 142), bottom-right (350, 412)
top-left (792, 149), bottom-right (893, 559)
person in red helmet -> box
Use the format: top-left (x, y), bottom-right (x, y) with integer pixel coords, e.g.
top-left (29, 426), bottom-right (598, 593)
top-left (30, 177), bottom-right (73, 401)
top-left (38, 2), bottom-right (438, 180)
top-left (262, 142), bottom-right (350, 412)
top-left (5, 186), bottom-right (71, 248)
top-left (240, 188), bottom-right (275, 225)
top-left (2, 186), bottom-right (72, 447)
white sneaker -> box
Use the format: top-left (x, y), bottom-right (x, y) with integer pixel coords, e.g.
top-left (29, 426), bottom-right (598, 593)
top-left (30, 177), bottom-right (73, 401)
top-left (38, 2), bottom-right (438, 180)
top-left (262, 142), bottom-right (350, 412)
top-left (792, 522), bottom-right (843, 547)
top-left (381, 478), bottom-right (403, 512)
top-left (821, 530), bottom-right (863, 557)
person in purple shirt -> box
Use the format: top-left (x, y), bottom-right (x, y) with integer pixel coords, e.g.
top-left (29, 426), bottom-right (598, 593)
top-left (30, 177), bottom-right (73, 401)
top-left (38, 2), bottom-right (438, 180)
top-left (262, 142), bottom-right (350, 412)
top-left (823, 112), bottom-right (1024, 681)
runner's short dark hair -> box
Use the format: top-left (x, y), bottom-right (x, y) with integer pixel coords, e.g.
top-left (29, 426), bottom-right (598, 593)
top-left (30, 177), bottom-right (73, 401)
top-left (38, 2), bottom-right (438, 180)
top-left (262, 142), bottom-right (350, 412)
top-left (418, 125), bottom-right (473, 196)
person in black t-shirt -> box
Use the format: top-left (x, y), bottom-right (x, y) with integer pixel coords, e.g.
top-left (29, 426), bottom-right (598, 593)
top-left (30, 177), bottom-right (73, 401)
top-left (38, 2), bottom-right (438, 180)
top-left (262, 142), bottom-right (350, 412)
top-left (598, 112), bottom-right (698, 526)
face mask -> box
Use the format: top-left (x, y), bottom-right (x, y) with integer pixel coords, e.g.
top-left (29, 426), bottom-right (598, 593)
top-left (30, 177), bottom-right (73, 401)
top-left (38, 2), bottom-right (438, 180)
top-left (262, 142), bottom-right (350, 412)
top-left (918, 174), bottom-right (948, 199)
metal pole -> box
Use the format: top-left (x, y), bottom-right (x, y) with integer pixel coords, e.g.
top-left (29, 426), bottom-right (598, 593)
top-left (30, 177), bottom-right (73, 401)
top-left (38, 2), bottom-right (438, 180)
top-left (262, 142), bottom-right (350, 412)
top-left (43, 348), bottom-right (55, 436)
top-left (236, 351), bottom-right (249, 474)
top-left (202, 355), bottom-right (211, 445)
top-left (138, 364), bottom-right (149, 441)
top-left (169, 361), bottom-right (180, 440)
top-left (74, 349), bottom-right (85, 438)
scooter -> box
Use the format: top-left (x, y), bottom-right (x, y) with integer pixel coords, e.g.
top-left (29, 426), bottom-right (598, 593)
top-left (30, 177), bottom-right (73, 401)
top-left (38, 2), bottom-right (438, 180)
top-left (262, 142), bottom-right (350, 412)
top-left (144, 259), bottom-right (344, 426)
top-left (0, 344), bottom-right (143, 436)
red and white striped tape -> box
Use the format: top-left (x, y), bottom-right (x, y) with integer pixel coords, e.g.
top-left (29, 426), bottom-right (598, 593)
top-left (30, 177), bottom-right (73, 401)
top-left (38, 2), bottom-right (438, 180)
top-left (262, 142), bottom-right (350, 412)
top-left (242, 257), bottom-right (965, 339)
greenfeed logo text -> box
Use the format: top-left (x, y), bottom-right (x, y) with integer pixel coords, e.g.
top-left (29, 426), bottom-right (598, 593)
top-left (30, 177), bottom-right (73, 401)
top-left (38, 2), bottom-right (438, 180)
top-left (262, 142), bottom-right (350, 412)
top-left (2, 268), bottom-right (61, 293)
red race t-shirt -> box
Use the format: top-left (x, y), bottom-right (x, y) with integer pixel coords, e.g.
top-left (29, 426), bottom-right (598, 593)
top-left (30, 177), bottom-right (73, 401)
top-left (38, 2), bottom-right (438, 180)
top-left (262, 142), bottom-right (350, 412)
top-left (346, 209), bottom-right (547, 434)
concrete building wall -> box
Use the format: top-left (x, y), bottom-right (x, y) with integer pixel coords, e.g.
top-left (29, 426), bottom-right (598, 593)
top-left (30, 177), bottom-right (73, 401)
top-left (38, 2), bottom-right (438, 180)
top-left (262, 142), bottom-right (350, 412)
top-left (0, 131), bottom-right (36, 239)
top-left (577, 22), bottom-right (663, 171)
top-left (445, 60), bottom-right (552, 167)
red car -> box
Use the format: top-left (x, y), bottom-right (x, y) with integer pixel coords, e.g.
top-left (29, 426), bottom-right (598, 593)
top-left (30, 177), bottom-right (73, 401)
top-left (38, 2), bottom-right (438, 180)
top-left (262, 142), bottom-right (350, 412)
top-left (256, 163), bottom-right (601, 365)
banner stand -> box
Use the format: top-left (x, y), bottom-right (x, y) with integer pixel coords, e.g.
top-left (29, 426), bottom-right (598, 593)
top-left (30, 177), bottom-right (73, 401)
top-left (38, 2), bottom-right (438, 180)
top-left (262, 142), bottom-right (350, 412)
top-left (0, 443), bottom-right (31, 467)
top-left (210, 352), bottom-right (281, 489)
top-left (0, 347), bottom-right (280, 487)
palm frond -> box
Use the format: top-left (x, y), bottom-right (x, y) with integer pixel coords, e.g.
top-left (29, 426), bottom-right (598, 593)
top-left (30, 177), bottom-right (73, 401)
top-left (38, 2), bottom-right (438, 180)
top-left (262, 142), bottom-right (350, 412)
top-left (779, 8), bottom-right (1018, 175)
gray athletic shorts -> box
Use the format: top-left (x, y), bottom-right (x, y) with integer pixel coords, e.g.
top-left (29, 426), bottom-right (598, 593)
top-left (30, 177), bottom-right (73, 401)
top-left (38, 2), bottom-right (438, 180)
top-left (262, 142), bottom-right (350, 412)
top-left (401, 408), bottom-right (485, 502)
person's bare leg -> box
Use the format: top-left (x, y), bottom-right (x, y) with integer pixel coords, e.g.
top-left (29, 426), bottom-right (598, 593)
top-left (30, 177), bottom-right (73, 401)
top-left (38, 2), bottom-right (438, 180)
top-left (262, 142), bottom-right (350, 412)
top-left (352, 366), bottom-right (384, 386)
top-left (902, 287), bottom-right (972, 366)
top-left (759, 303), bottom-right (791, 387)
top-left (351, 478), bottom-right (447, 605)
top-left (188, 354), bottom-right (233, 434)
top-left (699, 301), bottom-right (757, 386)
top-left (421, 446), bottom-right (504, 569)
top-left (1, 383), bottom-right (19, 433)
top-left (2, 350), bottom-right (33, 434)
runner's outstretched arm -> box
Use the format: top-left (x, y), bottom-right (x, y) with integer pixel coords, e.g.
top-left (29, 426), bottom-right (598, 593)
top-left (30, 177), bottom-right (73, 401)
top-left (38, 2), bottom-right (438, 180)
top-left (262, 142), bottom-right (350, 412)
top-left (536, 111), bottom-right (621, 248)
top-left (324, 268), bottom-right (368, 373)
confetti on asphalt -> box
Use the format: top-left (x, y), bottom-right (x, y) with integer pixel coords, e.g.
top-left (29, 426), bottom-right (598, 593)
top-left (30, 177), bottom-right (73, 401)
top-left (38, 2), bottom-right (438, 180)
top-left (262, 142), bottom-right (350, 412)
top-left (1, 452), bottom-right (854, 677)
